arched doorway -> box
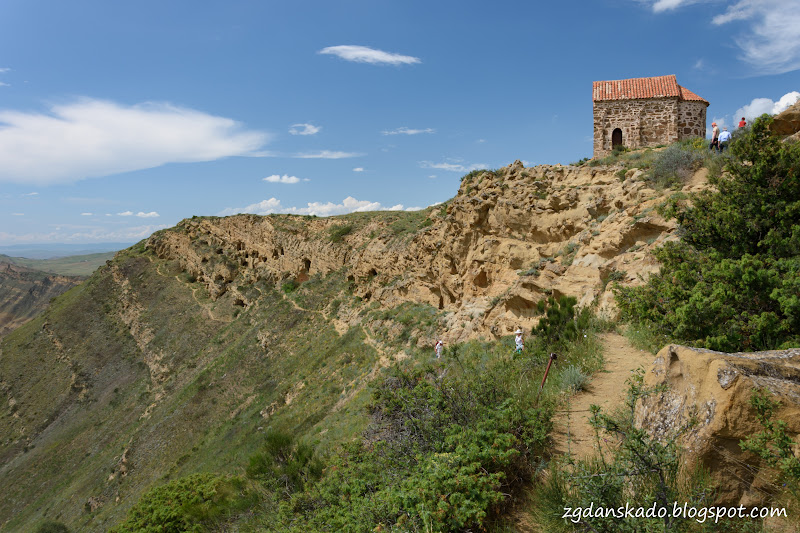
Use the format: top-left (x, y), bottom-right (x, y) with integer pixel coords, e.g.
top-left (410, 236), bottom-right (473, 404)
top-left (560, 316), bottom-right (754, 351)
top-left (611, 128), bottom-right (623, 149)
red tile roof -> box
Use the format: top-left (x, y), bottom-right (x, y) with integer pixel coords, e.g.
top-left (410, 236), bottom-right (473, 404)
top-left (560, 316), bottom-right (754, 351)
top-left (593, 75), bottom-right (708, 104)
top-left (678, 85), bottom-right (707, 102)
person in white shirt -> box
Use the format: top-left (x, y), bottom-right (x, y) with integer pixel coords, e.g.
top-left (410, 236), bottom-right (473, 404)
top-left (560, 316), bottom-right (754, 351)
top-left (434, 339), bottom-right (444, 359)
top-left (514, 329), bottom-right (524, 354)
top-left (718, 127), bottom-right (732, 152)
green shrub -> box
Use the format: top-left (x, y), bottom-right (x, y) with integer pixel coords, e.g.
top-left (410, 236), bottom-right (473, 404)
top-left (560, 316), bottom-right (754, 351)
top-left (616, 115), bottom-right (800, 351)
top-left (560, 365), bottom-right (589, 393)
top-left (533, 295), bottom-right (590, 347)
top-left (740, 388), bottom-right (800, 493)
top-left (278, 352), bottom-right (553, 532)
top-left (645, 141), bottom-right (705, 189)
top-left (36, 522), bottom-right (71, 533)
top-left (281, 280), bottom-right (299, 294)
top-left (327, 224), bottom-right (353, 243)
top-left (112, 473), bottom-right (243, 533)
top-left (246, 430), bottom-right (323, 498)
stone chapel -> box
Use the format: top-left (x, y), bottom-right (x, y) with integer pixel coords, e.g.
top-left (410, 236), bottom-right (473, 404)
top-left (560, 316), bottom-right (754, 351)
top-left (592, 74), bottom-right (709, 158)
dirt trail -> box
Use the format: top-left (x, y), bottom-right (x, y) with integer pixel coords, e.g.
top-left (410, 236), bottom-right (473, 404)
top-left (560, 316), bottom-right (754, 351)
top-left (551, 332), bottom-right (655, 459)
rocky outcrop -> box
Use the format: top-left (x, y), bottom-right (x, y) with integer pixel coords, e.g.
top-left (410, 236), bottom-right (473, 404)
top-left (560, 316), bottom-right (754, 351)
top-left (635, 344), bottom-right (800, 507)
top-left (148, 161), bottom-right (684, 343)
top-left (771, 100), bottom-right (800, 137)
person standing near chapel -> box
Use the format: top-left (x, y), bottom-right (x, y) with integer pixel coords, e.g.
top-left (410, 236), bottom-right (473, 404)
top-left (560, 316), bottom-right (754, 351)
top-left (718, 127), bottom-right (732, 152)
top-left (710, 122), bottom-right (720, 152)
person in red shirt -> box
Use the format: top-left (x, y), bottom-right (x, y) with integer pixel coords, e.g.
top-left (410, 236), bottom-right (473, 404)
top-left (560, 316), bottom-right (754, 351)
top-left (739, 117), bottom-right (747, 128)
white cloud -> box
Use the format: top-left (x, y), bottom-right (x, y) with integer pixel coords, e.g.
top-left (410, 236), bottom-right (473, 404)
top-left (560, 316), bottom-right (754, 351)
top-left (0, 82), bottom-right (8, 88)
top-left (712, 0), bottom-right (800, 74)
top-left (0, 223), bottom-right (168, 244)
top-left (136, 211), bottom-right (159, 218)
top-left (264, 174), bottom-right (301, 184)
top-left (118, 211), bottom-right (134, 216)
top-left (0, 98), bottom-right (269, 185)
top-left (428, 175), bottom-right (437, 179)
top-left (650, 0), bottom-right (703, 12)
top-left (81, 212), bottom-right (93, 216)
top-left (637, 0), bottom-right (800, 74)
top-left (219, 196), bottom-right (420, 217)
top-left (293, 150), bottom-right (363, 159)
top-left (353, 167), bottom-right (364, 172)
top-left (0, 68), bottom-right (10, 74)
top-left (382, 127), bottom-right (435, 135)
top-left (735, 91), bottom-right (800, 122)
top-left (419, 160), bottom-right (487, 173)
top-left (21, 191), bottom-right (38, 196)
top-left (319, 45), bottom-right (421, 66)
top-left (289, 123), bottom-right (321, 136)
top-left (12, 213), bottom-right (23, 216)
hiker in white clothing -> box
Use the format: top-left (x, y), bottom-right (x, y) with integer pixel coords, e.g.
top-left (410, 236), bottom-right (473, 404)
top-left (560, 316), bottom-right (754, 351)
top-left (434, 339), bottom-right (444, 359)
top-left (514, 329), bottom-right (524, 354)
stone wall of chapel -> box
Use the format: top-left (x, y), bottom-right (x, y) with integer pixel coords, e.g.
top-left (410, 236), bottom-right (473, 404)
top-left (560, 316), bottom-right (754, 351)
top-left (593, 97), bottom-right (682, 158)
top-left (677, 101), bottom-right (707, 139)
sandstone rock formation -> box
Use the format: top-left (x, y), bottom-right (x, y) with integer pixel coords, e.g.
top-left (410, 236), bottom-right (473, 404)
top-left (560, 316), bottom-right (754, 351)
top-left (147, 161), bottom-right (689, 345)
top-left (635, 344), bottom-right (800, 507)
top-left (771, 100), bottom-right (800, 137)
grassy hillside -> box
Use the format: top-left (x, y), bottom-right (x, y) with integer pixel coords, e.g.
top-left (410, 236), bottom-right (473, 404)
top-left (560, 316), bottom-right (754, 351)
top-left (0, 242), bottom-right (387, 531)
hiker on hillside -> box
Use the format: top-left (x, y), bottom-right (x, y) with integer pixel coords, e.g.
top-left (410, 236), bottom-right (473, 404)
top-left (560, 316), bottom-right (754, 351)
top-left (718, 127), bottom-right (732, 152)
top-left (739, 117), bottom-right (747, 129)
top-left (434, 339), bottom-right (444, 359)
top-left (514, 329), bottom-right (524, 354)
top-left (710, 122), bottom-right (720, 152)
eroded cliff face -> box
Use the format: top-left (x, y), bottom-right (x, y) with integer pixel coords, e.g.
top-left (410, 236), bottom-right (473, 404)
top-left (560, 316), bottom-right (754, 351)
top-left (148, 160), bottom-right (685, 343)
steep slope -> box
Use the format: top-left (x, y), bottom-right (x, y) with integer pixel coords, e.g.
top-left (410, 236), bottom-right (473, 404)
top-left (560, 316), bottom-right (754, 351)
top-left (0, 258), bottom-right (82, 337)
top-left (0, 160), bottom-right (685, 531)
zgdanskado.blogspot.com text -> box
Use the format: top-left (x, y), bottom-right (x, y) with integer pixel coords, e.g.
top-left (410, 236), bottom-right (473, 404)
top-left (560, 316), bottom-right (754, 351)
top-left (563, 502), bottom-right (787, 524)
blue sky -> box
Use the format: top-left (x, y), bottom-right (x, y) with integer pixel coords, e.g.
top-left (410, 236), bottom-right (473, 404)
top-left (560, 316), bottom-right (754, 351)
top-left (1, 0), bottom-right (798, 246)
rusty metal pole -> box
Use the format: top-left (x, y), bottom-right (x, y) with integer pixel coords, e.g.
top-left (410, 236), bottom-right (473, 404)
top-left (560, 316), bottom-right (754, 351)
top-left (535, 352), bottom-right (558, 407)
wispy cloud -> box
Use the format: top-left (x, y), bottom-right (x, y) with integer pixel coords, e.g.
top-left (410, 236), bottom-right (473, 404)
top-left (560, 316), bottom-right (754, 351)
top-left (382, 127), bottom-right (435, 135)
top-left (293, 150), bottom-right (363, 159)
top-left (712, 0), bottom-right (800, 74)
top-left (735, 91), bottom-right (800, 122)
top-left (0, 223), bottom-right (168, 244)
top-left (263, 174), bottom-right (304, 184)
top-left (0, 98), bottom-right (269, 185)
top-left (219, 196), bottom-right (420, 217)
top-left (319, 45), bottom-right (421, 66)
top-left (638, 0), bottom-right (800, 74)
top-left (117, 211), bottom-right (160, 218)
top-left (81, 212), bottom-right (93, 216)
top-left (419, 160), bottom-right (487, 173)
top-left (353, 167), bottom-right (364, 172)
top-left (21, 192), bottom-right (38, 196)
top-left (289, 123), bottom-right (321, 136)
top-left (649, 0), bottom-right (704, 12)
